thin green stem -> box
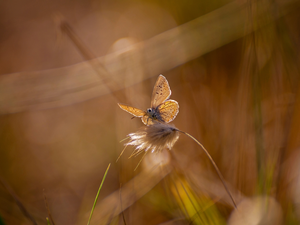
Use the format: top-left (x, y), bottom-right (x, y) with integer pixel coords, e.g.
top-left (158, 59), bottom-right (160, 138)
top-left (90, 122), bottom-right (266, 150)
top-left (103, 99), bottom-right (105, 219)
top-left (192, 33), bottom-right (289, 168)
top-left (87, 163), bottom-right (111, 225)
top-left (46, 218), bottom-right (51, 225)
top-left (178, 130), bottom-right (237, 208)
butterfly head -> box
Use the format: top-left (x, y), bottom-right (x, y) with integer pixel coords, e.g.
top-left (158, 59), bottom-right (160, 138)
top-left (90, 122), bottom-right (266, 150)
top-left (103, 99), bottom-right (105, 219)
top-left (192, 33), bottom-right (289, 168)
top-left (146, 108), bottom-right (157, 119)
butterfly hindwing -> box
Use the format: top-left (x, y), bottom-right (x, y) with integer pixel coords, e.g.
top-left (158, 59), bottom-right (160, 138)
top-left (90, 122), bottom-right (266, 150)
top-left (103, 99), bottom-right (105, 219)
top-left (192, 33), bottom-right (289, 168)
top-left (151, 75), bottom-right (171, 108)
top-left (118, 103), bottom-right (145, 117)
top-left (157, 100), bottom-right (179, 123)
top-left (141, 114), bottom-right (155, 126)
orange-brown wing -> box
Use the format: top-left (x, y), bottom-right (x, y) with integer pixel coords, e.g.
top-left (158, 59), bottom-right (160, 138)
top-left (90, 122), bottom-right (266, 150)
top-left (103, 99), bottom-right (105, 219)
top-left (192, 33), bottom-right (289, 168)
top-left (157, 100), bottom-right (179, 123)
top-left (151, 75), bottom-right (171, 108)
top-left (118, 103), bottom-right (145, 117)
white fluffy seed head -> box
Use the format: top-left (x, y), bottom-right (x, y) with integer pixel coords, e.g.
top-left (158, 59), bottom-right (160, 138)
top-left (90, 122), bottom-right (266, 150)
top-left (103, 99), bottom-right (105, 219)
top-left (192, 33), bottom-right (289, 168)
top-left (126, 123), bottom-right (180, 153)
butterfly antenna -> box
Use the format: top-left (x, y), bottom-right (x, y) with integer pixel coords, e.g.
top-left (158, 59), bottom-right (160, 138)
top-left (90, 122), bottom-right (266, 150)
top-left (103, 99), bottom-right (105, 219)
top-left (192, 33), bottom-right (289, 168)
top-left (134, 151), bottom-right (149, 171)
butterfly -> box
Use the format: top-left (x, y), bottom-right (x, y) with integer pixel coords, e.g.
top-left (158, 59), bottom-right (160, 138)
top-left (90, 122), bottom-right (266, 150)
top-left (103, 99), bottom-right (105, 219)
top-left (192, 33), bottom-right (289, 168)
top-left (118, 75), bottom-right (179, 125)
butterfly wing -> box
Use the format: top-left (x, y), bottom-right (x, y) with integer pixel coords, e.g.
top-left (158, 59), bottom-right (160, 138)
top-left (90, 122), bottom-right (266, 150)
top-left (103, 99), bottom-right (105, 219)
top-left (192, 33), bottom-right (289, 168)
top-left (151, 75), bottom-right (171, 108)
top-left (118, 103), bottom-right (145, 117)
top-left (156, 100), bottom-right (179, 123)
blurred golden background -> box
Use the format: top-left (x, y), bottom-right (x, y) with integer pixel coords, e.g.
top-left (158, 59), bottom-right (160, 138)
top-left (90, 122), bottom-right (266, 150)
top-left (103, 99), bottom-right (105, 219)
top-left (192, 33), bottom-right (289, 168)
top-left (1, 0), bottom-right (300, 224)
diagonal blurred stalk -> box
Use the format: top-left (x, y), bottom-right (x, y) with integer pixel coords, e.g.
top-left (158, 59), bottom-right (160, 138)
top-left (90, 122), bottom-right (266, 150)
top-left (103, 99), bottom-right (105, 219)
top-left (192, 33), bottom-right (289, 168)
top-left (0, 176), bottom-right (37, 225)
top-left (56, 16), bottom-right (128, 104)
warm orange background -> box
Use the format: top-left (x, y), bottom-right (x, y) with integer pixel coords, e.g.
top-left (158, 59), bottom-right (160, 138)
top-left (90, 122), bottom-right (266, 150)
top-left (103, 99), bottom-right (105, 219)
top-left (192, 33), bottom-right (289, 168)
top-left (1, 0), bottom-right (300, 224)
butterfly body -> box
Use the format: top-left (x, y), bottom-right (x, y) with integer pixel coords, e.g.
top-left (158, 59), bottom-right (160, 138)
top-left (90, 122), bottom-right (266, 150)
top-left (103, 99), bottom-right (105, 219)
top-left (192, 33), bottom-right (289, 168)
top-left (118, 75), bottom-right (179, 125)
top-left (146, 108), bottom-right (157, 119)
top-left (144, 107), bottom-right (164, 124)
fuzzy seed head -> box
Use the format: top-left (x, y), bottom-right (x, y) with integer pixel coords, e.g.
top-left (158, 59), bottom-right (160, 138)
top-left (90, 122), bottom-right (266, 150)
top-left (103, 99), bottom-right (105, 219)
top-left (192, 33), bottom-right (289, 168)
top-left (126, 123), bottom-right (180, 153)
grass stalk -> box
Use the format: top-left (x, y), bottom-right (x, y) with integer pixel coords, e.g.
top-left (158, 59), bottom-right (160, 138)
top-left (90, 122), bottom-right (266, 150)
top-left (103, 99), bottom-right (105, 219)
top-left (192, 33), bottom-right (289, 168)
top-left (87, 163), bottom-right (111, 225)
top-left (178, 130), bottom-right (237, 208)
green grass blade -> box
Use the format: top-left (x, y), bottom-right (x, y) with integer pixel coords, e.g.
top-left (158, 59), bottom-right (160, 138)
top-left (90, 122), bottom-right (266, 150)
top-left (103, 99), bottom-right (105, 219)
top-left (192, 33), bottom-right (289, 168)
top-left (46, 217), bottom-right (51, 225)
top-left (87, 163), bottom-right (111, 225)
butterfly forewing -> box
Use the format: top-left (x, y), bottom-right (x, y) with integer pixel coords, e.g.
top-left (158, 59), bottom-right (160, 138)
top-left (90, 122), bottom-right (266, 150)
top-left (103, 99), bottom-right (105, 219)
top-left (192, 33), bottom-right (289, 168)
top-left (151, 75), bottom-right (171, 108)
top-left (118, 103), bottom-right (145, 117)
top-left (157, 100), bottom-right (179, 123)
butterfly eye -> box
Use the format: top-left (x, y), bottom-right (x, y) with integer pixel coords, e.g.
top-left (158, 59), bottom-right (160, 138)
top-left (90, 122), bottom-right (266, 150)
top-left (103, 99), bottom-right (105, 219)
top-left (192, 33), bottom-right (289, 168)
top-left (147, 108), bottom-right (152, 113)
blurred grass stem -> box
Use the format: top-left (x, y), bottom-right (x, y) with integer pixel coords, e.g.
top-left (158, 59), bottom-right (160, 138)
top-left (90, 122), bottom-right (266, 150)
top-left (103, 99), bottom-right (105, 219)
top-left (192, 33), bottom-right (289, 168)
top-left (247, 0), bottom-right (266, 194)
top-left (0, 176), bottom-right (37, 225)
